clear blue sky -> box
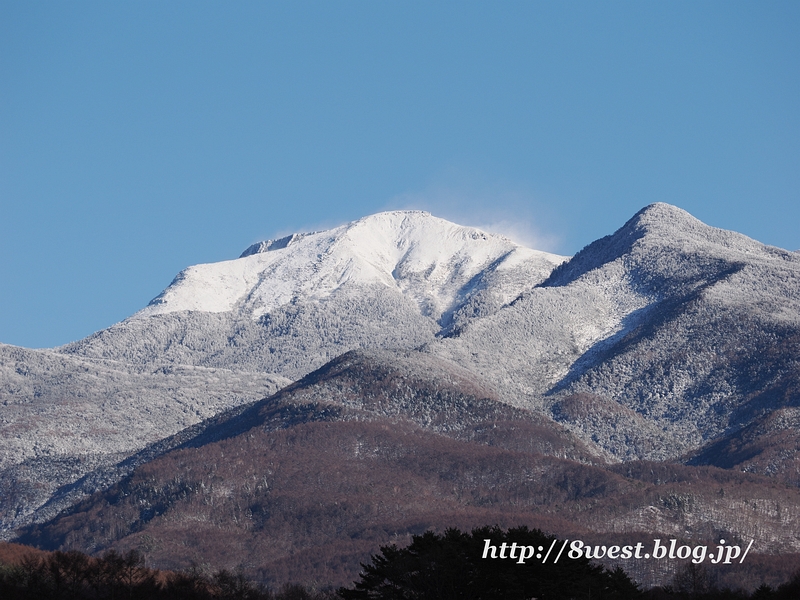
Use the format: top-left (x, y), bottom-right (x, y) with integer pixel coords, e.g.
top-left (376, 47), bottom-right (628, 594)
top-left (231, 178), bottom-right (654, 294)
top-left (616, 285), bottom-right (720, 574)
top-left (2, 1), bottom-right (798, 348)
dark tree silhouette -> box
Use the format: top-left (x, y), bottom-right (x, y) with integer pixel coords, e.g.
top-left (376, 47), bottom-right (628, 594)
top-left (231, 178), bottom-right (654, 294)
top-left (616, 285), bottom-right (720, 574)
top-left (338, 526), bottom-right (642, 600)
top-left (672, 562), bottom-right (713, 598)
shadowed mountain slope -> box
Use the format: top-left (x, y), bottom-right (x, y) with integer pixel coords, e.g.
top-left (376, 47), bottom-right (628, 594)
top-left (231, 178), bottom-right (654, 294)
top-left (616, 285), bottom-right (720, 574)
top-left (14, 350), bottom-right (800, 590)
top-left (427, 204), bottom-right (800, 461)
top-left (686, 406), bottom-right (800, 485)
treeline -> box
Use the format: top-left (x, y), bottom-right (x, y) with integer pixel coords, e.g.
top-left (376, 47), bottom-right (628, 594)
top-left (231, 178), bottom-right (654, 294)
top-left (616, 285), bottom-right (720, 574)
top-left (642, 563), bottom-right (800, 600)
top-left (339, 526), bottom-right (642, 599)
top-left (337, 526), bottom-right (800, 599)
top-left (4, 538), bottom-right (800, 599)
top-left (0, 547), bottom-right (334, 600)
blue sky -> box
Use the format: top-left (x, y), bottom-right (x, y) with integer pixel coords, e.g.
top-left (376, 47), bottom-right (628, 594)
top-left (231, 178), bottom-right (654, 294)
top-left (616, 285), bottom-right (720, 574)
top-left (1, 1), bottom-right (798, 348)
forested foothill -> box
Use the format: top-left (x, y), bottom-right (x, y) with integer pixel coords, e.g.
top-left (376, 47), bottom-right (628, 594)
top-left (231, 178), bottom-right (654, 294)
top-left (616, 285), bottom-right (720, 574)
top-left (12, 352), bottom-right (800, 590)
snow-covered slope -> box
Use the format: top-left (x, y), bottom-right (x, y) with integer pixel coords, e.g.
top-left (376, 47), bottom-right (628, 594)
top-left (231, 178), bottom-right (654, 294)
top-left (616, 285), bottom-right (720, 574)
top-left (428, 203), bottom-right (800, 459)
top-left (0, 343), bottom-right (288, 533)
top-left (63, 211), bottom-right (565, 377)
top-left (141, 210), bottom-right (562, 325)
top-left (1, 211), bottom-right (565, 534)
top-left (54, 204), bottom-right (800, 461)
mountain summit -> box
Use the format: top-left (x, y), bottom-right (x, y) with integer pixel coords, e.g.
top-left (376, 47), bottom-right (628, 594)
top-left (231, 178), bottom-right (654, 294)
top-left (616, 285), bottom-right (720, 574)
top-left (62, 211), bottom-right (564, 377)
top-left (542, 202), bottom-right (782, 289)
top-left (140, 210), bottom-right (563, 324)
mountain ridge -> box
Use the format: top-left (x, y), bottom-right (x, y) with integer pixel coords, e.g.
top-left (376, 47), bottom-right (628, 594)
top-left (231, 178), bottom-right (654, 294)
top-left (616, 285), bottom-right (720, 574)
top-left (139, 209), bottom-right (565, 326)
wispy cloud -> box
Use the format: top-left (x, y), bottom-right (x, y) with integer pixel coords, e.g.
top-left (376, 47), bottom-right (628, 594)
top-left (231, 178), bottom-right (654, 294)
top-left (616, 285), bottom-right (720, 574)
top-left (384, 176), bottom-right (566, 254)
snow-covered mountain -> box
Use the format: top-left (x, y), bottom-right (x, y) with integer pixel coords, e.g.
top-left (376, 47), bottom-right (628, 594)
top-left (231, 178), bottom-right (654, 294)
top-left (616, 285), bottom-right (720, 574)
top-left (0, 344), bottom-right (288, 532)
top-left (3, 203), bottom-right (800, 543)
top-left (18, 348), bottom-right (800, 590)
top-left (1, 211), bottom-right (564, 532)
top-left (426, 204), bottom-right (800, 461)
top-left (61, 211), bottom-right (564, 377)
top-left (143, 210), bottom-right (563, 324)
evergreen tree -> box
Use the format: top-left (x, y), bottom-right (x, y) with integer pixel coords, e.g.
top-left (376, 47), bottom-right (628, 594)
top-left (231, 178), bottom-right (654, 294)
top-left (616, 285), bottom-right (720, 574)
top-left (338, 526), bottom-right (642, 600)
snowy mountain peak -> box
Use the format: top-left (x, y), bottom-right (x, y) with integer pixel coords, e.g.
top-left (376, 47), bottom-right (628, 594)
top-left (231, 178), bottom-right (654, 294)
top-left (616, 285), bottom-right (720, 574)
top-left (240, 233), bottom-right (311, 257)
top-left (239, 211), bottom-right (440, 258)
top-left (626, 202), bottom-right (779, 257)
top-left (543, 202), bottom-right (793, 289)
top-left (139, 211), bottom-right (565, 324)
top-left (631, 201), bottom-right (695, 225)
